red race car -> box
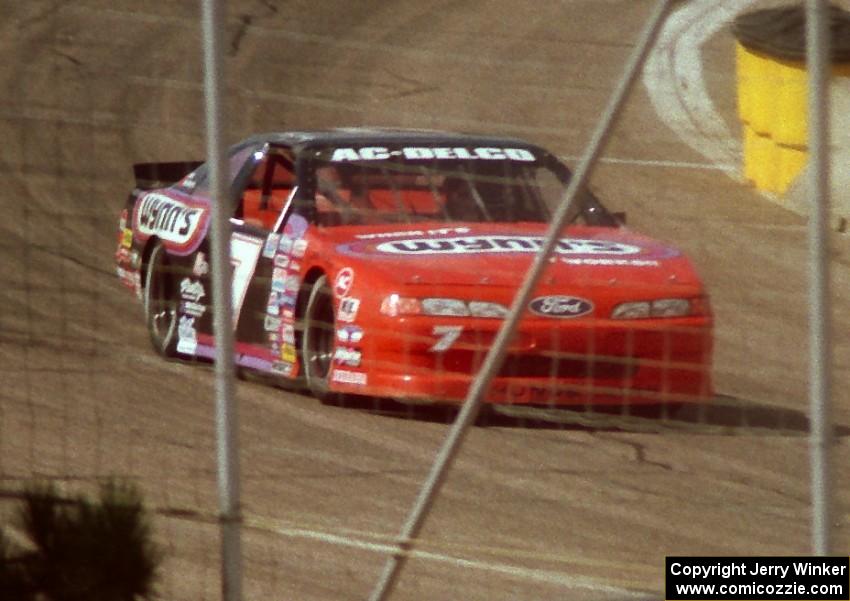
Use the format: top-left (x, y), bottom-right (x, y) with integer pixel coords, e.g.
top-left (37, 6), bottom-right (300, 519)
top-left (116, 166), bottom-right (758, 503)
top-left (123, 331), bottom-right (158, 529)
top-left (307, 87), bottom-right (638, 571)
top-left (115, 129), bottom-right (712, 406)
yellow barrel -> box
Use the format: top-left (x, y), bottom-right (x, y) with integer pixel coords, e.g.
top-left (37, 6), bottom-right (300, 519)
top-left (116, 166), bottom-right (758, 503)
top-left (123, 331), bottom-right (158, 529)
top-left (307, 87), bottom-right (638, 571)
top-left (775, 143), bottom-right (808, 195)
top-left (735, 42), bottom-right (754, 124)
top-left (743, 126), bottom-right (783, 194)
top-left (742, 126), bottom-right (760, 185)
top-left (733, 5), bottom-right (850, 195)
top-left (749, 54), bottom-right (850, 147)
top-left (773, 58), bottom-right (808, 147)
top-left (736, 44), bottom-right (779, 136)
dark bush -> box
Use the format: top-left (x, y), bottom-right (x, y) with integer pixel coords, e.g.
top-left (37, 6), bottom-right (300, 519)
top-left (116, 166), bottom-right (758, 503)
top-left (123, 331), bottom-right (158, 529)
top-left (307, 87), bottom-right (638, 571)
top-left (0, 481), bottom-right (161, 601)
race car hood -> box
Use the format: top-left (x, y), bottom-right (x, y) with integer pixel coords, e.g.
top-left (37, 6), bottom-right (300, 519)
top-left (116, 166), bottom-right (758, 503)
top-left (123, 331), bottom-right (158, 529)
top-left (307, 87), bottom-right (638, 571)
top-left (327, 222), bottom-right (704, 293)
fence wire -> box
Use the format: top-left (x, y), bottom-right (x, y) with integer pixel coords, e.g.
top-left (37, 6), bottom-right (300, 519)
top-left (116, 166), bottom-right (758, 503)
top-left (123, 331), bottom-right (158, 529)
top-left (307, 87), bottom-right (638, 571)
top-left (1, 1), bottom-right (846, 600)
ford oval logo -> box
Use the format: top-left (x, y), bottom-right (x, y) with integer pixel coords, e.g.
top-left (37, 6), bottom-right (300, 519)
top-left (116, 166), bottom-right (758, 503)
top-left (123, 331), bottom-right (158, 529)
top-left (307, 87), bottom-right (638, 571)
top-left (529, 295), bottom-right (593, 318)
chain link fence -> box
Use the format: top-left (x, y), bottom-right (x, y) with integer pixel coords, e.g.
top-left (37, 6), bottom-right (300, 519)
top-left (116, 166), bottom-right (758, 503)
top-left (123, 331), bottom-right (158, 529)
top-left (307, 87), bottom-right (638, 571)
top-left (1, 1), bottom-right (847, 600)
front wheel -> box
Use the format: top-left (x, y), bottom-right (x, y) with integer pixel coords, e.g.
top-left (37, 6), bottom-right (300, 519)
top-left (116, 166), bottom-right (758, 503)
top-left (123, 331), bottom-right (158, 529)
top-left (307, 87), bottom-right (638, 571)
top-left (301, 275), bottom-right (337, 402)
top-left (144, 242), bottom-right (179, 357)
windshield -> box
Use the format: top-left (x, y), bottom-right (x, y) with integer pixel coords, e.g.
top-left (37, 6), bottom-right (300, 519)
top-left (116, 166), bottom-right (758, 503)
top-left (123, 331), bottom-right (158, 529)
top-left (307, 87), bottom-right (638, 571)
top-left (308, 144), bottom-right (608, 227)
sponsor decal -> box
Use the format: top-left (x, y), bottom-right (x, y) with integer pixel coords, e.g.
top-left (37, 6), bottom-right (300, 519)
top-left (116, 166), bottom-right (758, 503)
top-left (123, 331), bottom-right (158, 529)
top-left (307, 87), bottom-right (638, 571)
top-left (355, 226), bottom-right (470, 240)
top-left (331, 369), bottom-right (367, 386)
top-left (281, 294), bottom-right (297, 308)
top-left (336, 325), bottom-right (364, 344)
top-left (119, 210), bottom-right (128, 230)
top-left (269, 290), bottom-right (295, 309)
top-left (263, 233), bottom-right (280, 258)
top-left (268, 331), bottom-right (280, 343)
top-left (121, 228), bottom-right (133, 249)
top-left (278, 235), bottom-right (293, 254)
top-left (288, 261), bottom-right (301, 273)
top-left (528, 295), bottom-right (593, 318)
top-left (177, 339), bottom-right (197, 355)
top-left (282, 324), bottom-right (296, 345)
top-left (282, 308), bottom-right (294, 320)
top-left (129, 250), bottom-right (141, 269)
top-left (292, 239), bottom-right (308, 258)
top-left (284, 274), bottom-right (300, 292)
top-left (177, 315), bottom-right (197, 354)
top-left (264, 315), bottom-right (281, 332)
top-left (181, 301), bottom-right (206, 318)
top-left (561, 257), bottom-right (660, 267)
top-left (376, 236), bottom-right (641, 256)
top-left (334, 267), bottom-right (354, 297)
top-left (267, 304), bottom-right (280, 317)
top-left (192, 252), bottom-right (209, 277)
top-left (330, 146), bottom-right (536, 163)
top-left (271, 361), bottom-right (294, 377)
top-left (338, 297), bottom-right (360, 323)
top-left (271, 266), bottom-right (290, 293)
top-left (120, 269), bottom-right (142, 300)
top-left (115, 247), bottom-right (130, 263)
top-left (135, 193), bottom-right (204, 244)
top-left (334, 347), bottom-right (362, 367)
top-left (180, 278), bottom-right (205, 302)
top-left (273, 254), bottom-right (290, 269)
top-left (280, 344), bottom-right (297, 363)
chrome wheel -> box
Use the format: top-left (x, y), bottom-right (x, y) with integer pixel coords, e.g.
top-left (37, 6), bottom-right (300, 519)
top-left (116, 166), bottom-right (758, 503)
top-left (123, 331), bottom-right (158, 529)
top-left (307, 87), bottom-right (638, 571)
top-left (301, 275), bottom-right (336, 400)
top-left (144, 242), bottom-right (178, 356)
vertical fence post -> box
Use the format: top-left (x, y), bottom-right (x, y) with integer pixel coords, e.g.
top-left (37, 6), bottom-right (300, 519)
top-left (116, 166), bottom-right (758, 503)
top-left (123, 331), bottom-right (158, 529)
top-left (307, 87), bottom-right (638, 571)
top-left (367, 2), bottom-right (676, 600)
top-left (806, 0), bottom-right (834, 556)
top-left (201, 0), bottom-right (244, 599)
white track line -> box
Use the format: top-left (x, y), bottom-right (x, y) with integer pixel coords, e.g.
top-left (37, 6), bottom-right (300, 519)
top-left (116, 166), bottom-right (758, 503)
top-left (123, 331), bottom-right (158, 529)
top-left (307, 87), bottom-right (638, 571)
top-left (246, 517), bottom-right (653, 598)
top-left (643, 0), bottom-right (758, 170)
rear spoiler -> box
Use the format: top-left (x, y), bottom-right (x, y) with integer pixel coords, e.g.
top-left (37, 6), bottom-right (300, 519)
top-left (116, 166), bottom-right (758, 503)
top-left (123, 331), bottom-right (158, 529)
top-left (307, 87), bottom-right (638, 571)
top-left (133, 161), bottom-right (203, 190)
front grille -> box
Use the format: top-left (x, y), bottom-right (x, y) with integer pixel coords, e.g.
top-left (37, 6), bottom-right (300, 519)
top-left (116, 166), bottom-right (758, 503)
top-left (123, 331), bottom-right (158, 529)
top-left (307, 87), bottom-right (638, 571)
top-left (499, 354), bottom-right (635, 380)
top-left (435, 350), bottom-right (636, 382)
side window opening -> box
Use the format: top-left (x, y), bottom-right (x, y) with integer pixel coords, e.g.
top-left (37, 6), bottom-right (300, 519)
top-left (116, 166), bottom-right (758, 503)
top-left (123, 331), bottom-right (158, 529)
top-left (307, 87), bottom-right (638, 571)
top-left (535, 159), bottom-right (618, 227)
top-left (240, 152), bottom-right (295, 230)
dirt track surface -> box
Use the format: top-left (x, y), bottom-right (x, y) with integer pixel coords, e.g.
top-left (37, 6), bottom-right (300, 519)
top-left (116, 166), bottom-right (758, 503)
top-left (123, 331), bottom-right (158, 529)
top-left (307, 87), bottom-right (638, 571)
top-left (2, 1), bottom-right (849, 600)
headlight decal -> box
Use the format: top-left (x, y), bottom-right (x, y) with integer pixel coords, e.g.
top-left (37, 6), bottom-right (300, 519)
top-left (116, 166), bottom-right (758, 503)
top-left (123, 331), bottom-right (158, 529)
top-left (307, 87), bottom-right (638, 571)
top-left (380, 295), bottom-right (509, 318)
top-left (421, 298), bottom-right (470, 317)
top-left (611, 298), bottom-right (693, 319)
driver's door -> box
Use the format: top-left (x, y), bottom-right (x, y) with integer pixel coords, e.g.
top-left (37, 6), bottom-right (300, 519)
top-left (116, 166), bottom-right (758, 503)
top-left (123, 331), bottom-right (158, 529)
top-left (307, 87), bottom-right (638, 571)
top-left (228, 145), bottom-right (303, 376)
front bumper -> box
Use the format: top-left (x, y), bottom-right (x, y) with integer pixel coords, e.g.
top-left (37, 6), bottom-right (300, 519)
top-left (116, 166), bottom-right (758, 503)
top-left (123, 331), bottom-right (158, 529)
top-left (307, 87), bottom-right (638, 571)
top-left (331, 316), bottom-right (713, 406)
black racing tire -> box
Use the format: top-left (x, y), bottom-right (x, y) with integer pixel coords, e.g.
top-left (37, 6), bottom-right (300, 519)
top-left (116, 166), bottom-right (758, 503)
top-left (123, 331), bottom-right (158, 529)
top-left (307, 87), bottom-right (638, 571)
top-left (144, 242), bottom-right (179, 357)
top-left (301, 275), bottom-right (338, 402)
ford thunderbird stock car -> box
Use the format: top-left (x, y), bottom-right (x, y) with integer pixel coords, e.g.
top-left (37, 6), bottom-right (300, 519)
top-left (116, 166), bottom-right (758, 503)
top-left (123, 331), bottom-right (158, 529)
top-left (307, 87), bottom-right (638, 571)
top-left (115, 129), bottom-right (713, 406)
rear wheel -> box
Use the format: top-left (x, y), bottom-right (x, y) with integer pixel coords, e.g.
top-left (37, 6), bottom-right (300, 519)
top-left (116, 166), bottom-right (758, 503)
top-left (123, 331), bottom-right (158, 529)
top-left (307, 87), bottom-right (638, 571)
top-left (301, 275), bottom-right (337, 402)
top-left (144, 242), bottom-right (179, 357)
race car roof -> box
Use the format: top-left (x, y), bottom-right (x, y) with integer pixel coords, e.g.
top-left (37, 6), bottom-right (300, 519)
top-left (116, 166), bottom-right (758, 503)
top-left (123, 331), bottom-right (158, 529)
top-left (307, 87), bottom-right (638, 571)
top-left (236, 127), bottom-right (546, 155)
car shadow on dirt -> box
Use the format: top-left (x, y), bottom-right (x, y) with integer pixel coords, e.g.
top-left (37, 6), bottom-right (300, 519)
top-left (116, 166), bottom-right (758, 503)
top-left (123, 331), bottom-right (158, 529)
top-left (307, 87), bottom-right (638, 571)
top-left (329, 393), bottom-right (850, 436)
